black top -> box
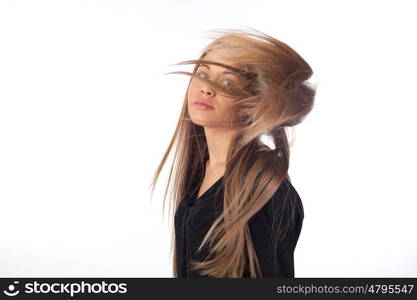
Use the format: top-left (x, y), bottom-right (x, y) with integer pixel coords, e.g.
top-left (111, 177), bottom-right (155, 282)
top-left (174, 173), bottom-right (304, 278)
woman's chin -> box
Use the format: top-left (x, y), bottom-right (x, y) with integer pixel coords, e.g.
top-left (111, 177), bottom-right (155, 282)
top-left (190, 118), bottom-right (213, 127)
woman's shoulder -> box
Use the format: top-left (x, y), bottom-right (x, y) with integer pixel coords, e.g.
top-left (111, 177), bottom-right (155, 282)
top-left (247, 175), bottom-right (304, 255)
top-left (262, 176), bottom-right (304, 228)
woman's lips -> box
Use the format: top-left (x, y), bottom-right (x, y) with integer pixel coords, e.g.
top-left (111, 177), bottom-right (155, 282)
top-left (194, 100), bottom-right (214, 110)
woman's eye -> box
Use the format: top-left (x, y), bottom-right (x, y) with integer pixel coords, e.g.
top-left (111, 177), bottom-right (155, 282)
top-left (222, 79), bottom-right (239, 89)
top-left (196, 71), bottom-right (208, 78)
top-left (221, 79), bottom-right (231, 86)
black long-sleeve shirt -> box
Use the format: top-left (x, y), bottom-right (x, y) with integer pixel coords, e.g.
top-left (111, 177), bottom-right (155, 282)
top-left (174, 174), bottom-right (304, 278)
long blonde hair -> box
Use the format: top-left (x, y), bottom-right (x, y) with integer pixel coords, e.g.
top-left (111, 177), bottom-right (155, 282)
top-left (150, 27), bottom-right (316, 278)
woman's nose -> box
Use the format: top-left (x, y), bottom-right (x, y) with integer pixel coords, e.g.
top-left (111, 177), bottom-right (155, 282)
top-left (201, 86), bottom-right (215, 96)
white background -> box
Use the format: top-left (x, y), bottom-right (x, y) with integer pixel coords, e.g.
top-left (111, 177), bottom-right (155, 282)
top-left (0, 0), bottom-right (416, 277)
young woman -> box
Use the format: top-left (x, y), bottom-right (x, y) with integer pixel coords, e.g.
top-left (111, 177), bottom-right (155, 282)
top-left (150, 27), bottom-right (316, 278)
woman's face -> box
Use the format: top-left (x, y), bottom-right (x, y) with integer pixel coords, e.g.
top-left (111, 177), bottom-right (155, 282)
top-left (187, 49), bottom-right (247, 128)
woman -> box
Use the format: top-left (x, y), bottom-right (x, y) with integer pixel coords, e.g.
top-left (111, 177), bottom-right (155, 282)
top-left (150, 27), bottom-right (316, 278)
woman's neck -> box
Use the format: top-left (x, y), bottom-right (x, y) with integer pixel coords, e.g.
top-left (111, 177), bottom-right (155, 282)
top-left (203, 126), bottom-right (239, 167)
